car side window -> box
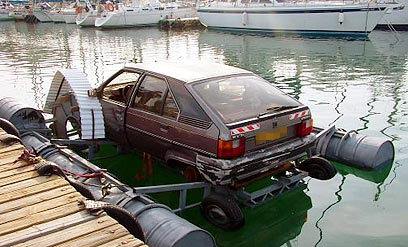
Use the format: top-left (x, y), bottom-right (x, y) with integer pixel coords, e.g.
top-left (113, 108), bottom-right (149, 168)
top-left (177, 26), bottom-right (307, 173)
top-left (102, 71), bottom-right (141, 104)
top-left (133, 75), bottom-right (168, 115)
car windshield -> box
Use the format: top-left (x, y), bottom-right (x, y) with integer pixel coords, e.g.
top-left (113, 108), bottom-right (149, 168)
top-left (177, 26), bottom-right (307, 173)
top-left (193, 75), bottom-right (301, 123)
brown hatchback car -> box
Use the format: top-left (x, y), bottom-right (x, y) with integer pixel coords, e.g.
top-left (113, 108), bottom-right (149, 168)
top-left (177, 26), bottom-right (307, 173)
top-left (92, 61), bottom-right (332, 186)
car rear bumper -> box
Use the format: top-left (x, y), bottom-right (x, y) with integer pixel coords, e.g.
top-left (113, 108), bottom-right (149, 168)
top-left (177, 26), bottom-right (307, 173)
top-left (196, 134), bottom-right (316, 185)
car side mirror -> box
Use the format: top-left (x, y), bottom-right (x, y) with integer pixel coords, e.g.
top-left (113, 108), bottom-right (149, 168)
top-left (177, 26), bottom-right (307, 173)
top-left (88, 88), bottom-right (98, 97)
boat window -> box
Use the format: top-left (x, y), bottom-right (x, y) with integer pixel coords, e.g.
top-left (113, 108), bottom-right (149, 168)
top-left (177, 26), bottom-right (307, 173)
top-left (132, 75), bottom-right (178, 118)
top-left (192, 75), bottom-right (301, 123)
top-left (102, 71), bottom-right (141, 104)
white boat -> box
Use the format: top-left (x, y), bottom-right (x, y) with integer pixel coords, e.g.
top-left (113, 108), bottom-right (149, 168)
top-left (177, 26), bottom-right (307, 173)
top-left (33, 2), bottom-right (53, 22)
top-left (197, 0), bottom-right (403, 36)
top-left (76, 0), bottom-right (99, 27)
top-left (62, 7), bottom-right (77, 23)
top-left (0, 1), bottom-right (15, 21)
top-left (94, 0), bottom-right (197, 28)
top-left (8, 6), bottom-right (28, 21)
top-left (45, 2), bottom-right (78, 23)
top-left (48, 9), bottom-right (65, 23)
top-left (377, 0), bottom-right (408, 30)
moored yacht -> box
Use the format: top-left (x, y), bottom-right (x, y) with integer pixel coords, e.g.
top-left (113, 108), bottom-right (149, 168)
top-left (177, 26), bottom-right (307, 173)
top-left (32, 2), bottom-right (53, 22)
top-left (76, 0), bottom-right (100, 27)
top-left (377, 0), bottom-right (408, 30)
top-left (197, 0), bottom-right (403, 36)
top-left (94, 0), bottom-right (197, 28)
top-left (0, 1), bottom-right (15, 21)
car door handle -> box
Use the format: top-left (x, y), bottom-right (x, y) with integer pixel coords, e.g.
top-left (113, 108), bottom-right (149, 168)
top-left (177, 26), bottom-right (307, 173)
top-left (159, 124), bottom-right (169, 133)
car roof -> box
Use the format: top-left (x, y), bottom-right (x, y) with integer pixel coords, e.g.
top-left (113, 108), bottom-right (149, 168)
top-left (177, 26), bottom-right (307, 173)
top-left (125, 61), bottom-right (252, 83)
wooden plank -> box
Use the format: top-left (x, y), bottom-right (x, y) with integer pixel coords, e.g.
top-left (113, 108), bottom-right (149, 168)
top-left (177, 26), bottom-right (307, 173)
top-left (98, 237), bottom-right (147, 247)
top-left (0, 191), bottom-right (81, 224)
top-left (0, 170), bottom-right (40, 187)
top-left (0, 177), bottom-right (68, 203)
top-left (13, 215), bottom-right (117, 247)
top-left (0, 163), bottom-right (35, 179)
top-left (0, 211), bottom-right (97, 247)
top-left (0, 200), bottom-right (84, 235)
top-left (0, 143), bottom-right (24, 155)
top-left (0, 175), bottom-right (59, 195)
top-left (53, 224), bottom-right (131, 247)
top-left (0, 149), bottom-right (25, 163)
top-left (0, 156), bottom-right (25, 167)
top-left (0, 184), bottom-right (75, 214)
top-left (0, 160), bottom-right (30, 173)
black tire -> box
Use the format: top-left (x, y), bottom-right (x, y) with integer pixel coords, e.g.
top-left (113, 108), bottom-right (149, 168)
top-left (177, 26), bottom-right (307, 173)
top-left (200, 193), bottom-right (244, 230)
top-left (102, 204), bottom-right (145, 242)
top-left (0, 118), bottom-right (20, 137)
top-left (298, 157), bottom-right (337, 180)
top-left (69, 180), bottom-right (95, 200)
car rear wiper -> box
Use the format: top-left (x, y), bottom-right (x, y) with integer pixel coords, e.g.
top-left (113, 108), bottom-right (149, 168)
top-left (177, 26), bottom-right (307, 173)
top-left (257, 105), bottom-right (298, 118)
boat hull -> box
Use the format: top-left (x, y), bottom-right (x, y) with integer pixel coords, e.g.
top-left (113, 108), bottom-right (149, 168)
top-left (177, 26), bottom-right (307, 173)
top-left (33, 9), bottom-right (53, 22)
top-left (198, 4), bottom-right (392, 36)
top-left (95, 7), bottom-right (196, 28)
top-left (377, 0), bottom-right (408, 30)
top-left (48, 11), bottom-right (65, 23)
top-left (76, 10), bottom-right (98, 27)
top-left (62, 9), bottom-right (77, 24)
top-left (0, 11), bottom-right (14, 21)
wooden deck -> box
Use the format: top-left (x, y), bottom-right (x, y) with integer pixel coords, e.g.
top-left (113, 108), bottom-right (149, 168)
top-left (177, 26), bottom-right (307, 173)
top-left (0, 129), bottom-right (147, 247)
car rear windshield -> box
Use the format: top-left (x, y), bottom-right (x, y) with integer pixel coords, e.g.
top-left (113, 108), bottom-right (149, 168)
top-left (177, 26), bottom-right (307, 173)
top-left (192, 75), bottom-right (301, 123)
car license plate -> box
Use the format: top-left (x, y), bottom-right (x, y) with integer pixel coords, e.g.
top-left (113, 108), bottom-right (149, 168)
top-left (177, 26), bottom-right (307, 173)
top-left (256, 126), bottom-right (287, 145)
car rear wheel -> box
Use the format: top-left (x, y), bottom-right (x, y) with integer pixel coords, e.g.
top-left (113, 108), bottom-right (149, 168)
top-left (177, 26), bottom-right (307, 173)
top-left (298, 157), bottom-right (337, 180)
top-left (200, 193), bottom-right (244, 230)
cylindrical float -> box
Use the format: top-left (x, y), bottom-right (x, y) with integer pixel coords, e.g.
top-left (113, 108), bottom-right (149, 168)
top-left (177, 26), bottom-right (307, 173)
top-left (21, 131), bottom-right (216, 247)
top-left (314, 127), bottom-right (394, 170)
top-left (0, 97), bottom-right (50, 137)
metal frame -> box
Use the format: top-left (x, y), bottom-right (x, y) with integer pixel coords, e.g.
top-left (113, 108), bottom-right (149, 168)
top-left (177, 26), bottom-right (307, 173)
top-left (132, 171), bottom-right (306, 213)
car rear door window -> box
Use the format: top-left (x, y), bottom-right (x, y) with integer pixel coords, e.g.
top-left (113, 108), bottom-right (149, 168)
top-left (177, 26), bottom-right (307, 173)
top-left (133, 75), bottom-right (178, 118)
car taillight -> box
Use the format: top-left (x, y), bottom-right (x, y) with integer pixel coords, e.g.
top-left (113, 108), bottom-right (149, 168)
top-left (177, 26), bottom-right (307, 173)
top-left (217, 138), bottom-right (246, 159)
top-left (297, 118), bottom-right (313, 137)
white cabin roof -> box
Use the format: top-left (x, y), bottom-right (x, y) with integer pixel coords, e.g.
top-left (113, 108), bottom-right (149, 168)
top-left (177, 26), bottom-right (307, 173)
top-left (125, 61), bottom-right (252, 83)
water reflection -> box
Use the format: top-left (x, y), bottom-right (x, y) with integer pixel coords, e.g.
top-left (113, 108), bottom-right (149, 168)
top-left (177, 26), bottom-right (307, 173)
top-left (1, 22), bottom-right (408, 246)
top-left (188, 187), bottom-right (312, 247)
top-left (198, 30), bottom-right (408, 133)
top-left (334, 161), bottom-right (393, 185)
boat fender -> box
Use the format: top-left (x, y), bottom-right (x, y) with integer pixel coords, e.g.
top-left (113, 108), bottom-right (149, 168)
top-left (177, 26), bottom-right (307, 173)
top-left (0, 133), bottom-right (22, 146)
top-left (338, 12), bottom-right (344, 24)
top-left (34, 159), bottom-right (96, 200)
top-left (106, 3), bottom-right (114, 12)
top-left (75, 6), bottom-right (83, 14)
top-left (100, 203), bottom-right (145, 241)
top-left (0, 118), bottom-right (20, 138)
top-left (242, 11), bottom-right (248, 26)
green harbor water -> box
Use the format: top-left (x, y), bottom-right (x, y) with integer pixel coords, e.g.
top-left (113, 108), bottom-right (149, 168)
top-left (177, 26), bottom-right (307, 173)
top-left (1, 21), bottom-right (408, 246)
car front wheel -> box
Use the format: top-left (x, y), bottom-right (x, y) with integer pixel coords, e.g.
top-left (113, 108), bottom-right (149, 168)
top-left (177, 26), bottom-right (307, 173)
top-left (200, 193), bottom-right (244, 230)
